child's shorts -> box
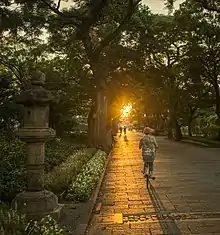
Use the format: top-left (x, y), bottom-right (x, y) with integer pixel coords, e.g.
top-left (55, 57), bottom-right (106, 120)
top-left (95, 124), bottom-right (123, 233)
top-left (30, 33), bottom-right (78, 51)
top-left (142, 155), bottom-right (154, 163)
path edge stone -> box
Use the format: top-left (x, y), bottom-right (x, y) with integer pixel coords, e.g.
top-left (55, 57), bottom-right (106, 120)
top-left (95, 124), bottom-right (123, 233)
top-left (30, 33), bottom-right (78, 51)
top-left (73, 149), bottom-right (112, 235)
top-left (164, 136), bottom-right (220, 148)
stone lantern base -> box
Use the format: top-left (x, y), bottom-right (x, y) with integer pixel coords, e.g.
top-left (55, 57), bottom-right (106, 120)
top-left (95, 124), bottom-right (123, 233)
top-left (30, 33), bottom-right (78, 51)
top-left (12, 190), bottom-right (63, 220)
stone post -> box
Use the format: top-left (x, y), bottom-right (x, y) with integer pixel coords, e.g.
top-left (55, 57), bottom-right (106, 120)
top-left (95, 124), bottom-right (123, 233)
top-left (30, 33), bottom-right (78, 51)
top-left (12, 71), bottom-right (62, 219)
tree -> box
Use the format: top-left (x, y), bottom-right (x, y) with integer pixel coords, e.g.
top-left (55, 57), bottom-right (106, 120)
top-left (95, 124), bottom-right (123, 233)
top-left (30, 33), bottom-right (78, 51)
top-left (195, 0), bottom-right (220, 13)
top-left (133, 13), bottom-right (190, 140)
top-left (35, 0), bottom-right (141, 150)
top-left (123, 5), bottom-right (216, 140)
top-left (5, 0), bottom-right (175, 150)
top-left (175, 0), bottom-right (220, 138)
top-left (0, 34), bottom-right (48, 135)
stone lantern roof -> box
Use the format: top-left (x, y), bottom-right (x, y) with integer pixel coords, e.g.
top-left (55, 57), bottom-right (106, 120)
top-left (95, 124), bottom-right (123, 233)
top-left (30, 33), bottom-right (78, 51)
top-left (16, 71), bottom-right (54, 106)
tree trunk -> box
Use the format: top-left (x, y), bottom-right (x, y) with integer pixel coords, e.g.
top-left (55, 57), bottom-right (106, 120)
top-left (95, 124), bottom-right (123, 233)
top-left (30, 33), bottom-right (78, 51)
top-left (86, 56), bottom-right (113, 151)
top-left (216, 117), bottom-right (220, 141)
top-left (156, 113), bottom-right (161, 131)
top-left (168, 126), bottom-right (173, 139)
top-left (174, 120), bottom-right (183, 141)
top-left (87, 87), bottom-right (112, 151)
top-left (96, 88), bottom-right (111, 151)
top-left (213, 78), bottom-right (220, 140)
top-left (112, 118), bottom-right (118, 136)
top-left (167, 116), bottom-right (173, 139)
top-left (88, 105), bottom-right (97, 147)
top-left (188, 118), bottom-right (193, 137)
top-left (213, 78), bottom-right (220, 119)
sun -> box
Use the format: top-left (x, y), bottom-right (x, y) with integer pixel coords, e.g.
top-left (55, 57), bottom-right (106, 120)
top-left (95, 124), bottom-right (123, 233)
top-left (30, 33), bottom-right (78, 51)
top-left (121, 104), bottom-right (132, 118)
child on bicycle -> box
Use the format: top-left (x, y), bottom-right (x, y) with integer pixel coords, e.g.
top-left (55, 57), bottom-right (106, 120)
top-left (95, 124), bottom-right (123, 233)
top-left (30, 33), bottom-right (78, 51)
top-left (139, 127), bottom-right (158, 179)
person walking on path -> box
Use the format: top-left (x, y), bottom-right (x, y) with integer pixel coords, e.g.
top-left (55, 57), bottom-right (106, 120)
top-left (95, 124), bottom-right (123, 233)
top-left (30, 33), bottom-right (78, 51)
top-left (119, 126), bottom-right (122, 135)
top-left (123, 126), bottom-right (127, 135)
top-left (139, 127), bottom-right (158, 178)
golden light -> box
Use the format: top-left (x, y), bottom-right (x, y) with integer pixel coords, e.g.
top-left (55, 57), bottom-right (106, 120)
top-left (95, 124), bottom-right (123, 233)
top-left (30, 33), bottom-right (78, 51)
top-left (121, 104), bottom-right (132, 118)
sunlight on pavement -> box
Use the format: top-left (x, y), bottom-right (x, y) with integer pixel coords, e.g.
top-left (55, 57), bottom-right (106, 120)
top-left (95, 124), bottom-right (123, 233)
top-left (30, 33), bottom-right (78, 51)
top-left (86, 132), bottom-right (220, 235)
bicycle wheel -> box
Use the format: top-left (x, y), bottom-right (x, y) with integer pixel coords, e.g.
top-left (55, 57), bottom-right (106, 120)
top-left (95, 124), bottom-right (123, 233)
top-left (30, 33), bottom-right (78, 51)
top-left (145, 163), bottom-right (150, 189)
top-left (146, 173), bottom-right (149, 189)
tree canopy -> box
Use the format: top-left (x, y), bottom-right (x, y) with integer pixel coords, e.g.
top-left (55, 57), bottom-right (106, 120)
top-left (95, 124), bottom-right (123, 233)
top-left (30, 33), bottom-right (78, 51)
top-left (1, 0), bottom-right (220, 143)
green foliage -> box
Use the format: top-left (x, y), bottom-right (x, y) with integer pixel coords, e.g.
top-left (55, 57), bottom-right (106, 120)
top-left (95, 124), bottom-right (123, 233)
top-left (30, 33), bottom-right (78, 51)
top-left (124, 2), bottom-right (220, 139)
top-left (45, 148), bottom-right (97, 196)
top-left (27, 216), bottom-right (67, 235)
top-left (0, 35), bottom-right (47, 82)
top-left (0, 72), bottom-right (21, 135)
top-left (44, 139), bottom-right (85, 172)
top-left (1, 0), bottom-right (220, 145)
top-left (0, 34), bottom-right (91, 138)
top-left (198, 113), bottom-right (220, 138)
top-left (0, 205), bottom-right (27, 235)
top-left (0, 136), bottom-right (87, 203)
top-left (0, 205), bottom-right (67, 235)
top-left (41, 58), bottom-right (93, 136)
top-left (0, 138), bottom-right (26, 202)
top-left (66, 150), bottom-right (107, 202)
top-left (0, 3), bottom-right (23, 34)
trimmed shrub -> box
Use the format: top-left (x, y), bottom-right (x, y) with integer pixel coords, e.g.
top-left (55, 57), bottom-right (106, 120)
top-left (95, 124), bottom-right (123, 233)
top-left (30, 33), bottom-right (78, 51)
top-left (44, 139), bottom-right (85, 173)
top-left (45, 148), bottom-right (97, 196)
top-left (66, 150), bottom-right (107, 202)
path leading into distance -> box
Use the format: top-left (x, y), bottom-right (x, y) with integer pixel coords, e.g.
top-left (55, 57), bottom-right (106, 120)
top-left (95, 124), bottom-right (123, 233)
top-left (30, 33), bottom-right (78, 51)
top-left (86, 132), bottom-right (220, 235)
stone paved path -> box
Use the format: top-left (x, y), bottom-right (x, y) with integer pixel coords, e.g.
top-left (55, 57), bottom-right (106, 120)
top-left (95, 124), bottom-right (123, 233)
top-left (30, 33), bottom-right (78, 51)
top-left (86, 132), bottom-right (220, 235)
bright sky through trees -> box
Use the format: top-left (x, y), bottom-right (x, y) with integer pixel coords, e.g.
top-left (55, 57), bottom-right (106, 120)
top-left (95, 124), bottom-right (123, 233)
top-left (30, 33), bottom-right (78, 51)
top-left (60, 0), bottom-right (184, 14)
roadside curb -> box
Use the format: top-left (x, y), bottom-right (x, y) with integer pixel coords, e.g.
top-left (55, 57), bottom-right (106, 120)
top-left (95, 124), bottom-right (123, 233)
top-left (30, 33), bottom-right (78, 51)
top-left (181, 139), bottom-right (208, 147)
top-left (164, 137), bottom-right (219, 148)
top-left (72, 149), bottom-right (112, 235)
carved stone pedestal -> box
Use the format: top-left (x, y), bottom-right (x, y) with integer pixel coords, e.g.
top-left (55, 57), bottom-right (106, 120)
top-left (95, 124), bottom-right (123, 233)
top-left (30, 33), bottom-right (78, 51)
top-left (12, 191), bottom-right (62, 220)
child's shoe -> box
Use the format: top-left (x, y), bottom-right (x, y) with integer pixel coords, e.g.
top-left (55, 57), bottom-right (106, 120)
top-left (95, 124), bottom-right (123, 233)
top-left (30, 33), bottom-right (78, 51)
top-left (149, 174), bottom-right (156, 180)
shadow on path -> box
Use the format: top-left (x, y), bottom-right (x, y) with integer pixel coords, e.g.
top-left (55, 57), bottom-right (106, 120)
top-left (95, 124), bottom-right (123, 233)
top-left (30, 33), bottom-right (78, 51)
top-left (148, 183), bottom-right (181, 235)
top-left (124, 135), bottom-right (129, 144)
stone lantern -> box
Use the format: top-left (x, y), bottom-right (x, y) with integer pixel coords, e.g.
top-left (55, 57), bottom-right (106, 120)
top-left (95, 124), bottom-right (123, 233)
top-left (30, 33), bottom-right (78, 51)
top-left (12, 71), bottom-right (62, 219)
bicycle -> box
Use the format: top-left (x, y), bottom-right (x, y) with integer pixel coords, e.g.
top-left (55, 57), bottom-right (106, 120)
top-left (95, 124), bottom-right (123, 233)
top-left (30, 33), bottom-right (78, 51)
top-left (143, 161), bottom-right (155, 189)
top-left (144, 162), bottom-right (150, 189)
top-left (142, 149), bottom-right (157, 189)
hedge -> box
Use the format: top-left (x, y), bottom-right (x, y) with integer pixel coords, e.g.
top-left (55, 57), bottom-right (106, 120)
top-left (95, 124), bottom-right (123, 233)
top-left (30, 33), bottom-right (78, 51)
top-left (66, 150), bottom-right (107, 202)
top-left (45, 148), bottom-right (97, 197)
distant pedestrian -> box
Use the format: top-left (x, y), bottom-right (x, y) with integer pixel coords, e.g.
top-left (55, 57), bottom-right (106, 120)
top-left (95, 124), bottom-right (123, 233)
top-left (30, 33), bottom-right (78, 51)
top-left (139, 127), bottom-right (158, 178)
top-left (119, 126), bottom-right (122, 135)
top-left (123, 126), bottom-right (127, 135)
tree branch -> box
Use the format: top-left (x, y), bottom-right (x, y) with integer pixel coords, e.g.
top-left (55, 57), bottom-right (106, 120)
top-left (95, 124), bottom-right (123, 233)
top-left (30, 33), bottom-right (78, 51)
top-left (170, 43), bottom-right (187, 66)
top-left (152, 54), bottom-right (165, 67)
top-left (93, 0), bottom-right (141, 58)
top-left (69, 76), bottom-right (82, 86)
top-left (77, 0), bottom-right (108, 60)
top-left (196, 0), bottom-right (220, 13)
top-left (41, 0), bottom-right (108, 27)
top-left (56, 0), bottom-right (61, 10)
top-left (0, 58), bottom-right (25, 85)
top-left (166, 52), bottom-right (171, 66)
top-left (39, 0), bottom-right (82, 25)
top-left (84, 0), bottom-right (108, 24)
top-left (81, 33), bottom-right (95, 66)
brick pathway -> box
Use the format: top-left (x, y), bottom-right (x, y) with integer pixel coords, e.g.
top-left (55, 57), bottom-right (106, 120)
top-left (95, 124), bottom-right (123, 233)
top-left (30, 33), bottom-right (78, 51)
top-left (86, 132), bottom-right (220, 235)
